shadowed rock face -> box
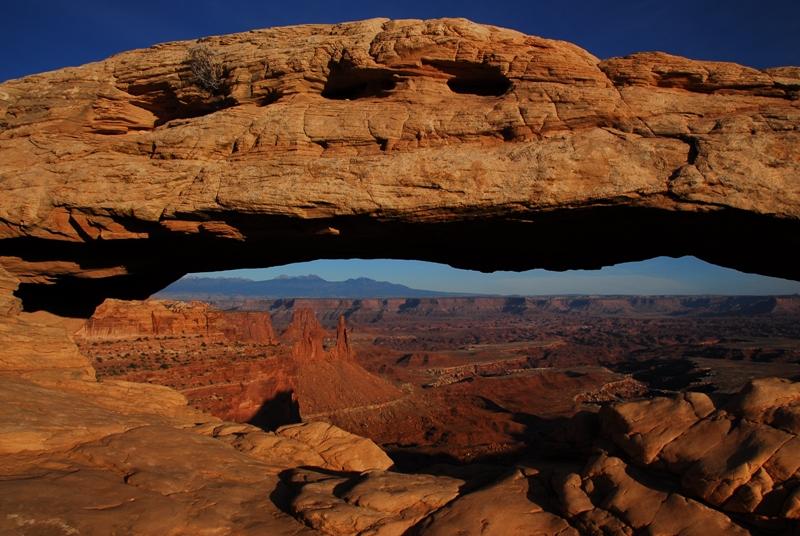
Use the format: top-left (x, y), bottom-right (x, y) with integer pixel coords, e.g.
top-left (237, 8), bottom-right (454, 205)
top-left (0, 18), bottom-right (798, 315)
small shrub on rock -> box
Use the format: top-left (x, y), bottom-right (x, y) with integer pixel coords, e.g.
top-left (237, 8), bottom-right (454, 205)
top-left (187, 45), bottom-right (227, 95)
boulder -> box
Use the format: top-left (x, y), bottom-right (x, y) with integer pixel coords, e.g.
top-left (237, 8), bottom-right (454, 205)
top-left (285, 468), bottom-right (463, 535)
top-left (276, 421), bottom-right (394, 472)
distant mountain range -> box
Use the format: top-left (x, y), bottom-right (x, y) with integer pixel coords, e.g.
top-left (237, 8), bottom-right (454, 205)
top-left (156, 275), bottom-right (466, 299)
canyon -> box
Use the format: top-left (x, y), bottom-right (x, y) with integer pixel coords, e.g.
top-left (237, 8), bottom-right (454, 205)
top-left (70, 294), bottom-right (800, 534)
top-left (77, 296), bottom-right (800, 463)
top-left (1, 16), bottom-right (800, 535)
top-left (76, 298), bottom-right (402, 427)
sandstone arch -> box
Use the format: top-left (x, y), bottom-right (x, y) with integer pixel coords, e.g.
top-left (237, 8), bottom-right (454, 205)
top-left (0, 17), bottom-right (798, 317)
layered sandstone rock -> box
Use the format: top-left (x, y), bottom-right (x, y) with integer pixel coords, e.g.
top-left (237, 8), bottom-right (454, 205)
top-left (76, 298), bottom-right (276, 343)
top-left (0, 276), bottom-right (401, 535)
top-left (0, 18), bottom-right (798, 315)
top-left (284, 468), bottom-right (463, 535)
top-left (193, 420), bottom-right (393, 473)
top-left (0, 426), bottom-right (319, 536)
top-left (4, 266), bottom-right (800, 534)
top-left (0, 278), bottom-right (308, 533)
top-left (415, 469), bottom-right (579, 536)
top-left (573, 454), bottom-right (750, 535)
top-left (275, 421), bottom-right (393, 472)
top-left (0, 266), bottom-right (20, 316)
top-left (74, 298), bottom-right (286, 424)
top-left (601, 378), bottom-right (800, 524)
top-left (77, 301), bottom-right (404, 428)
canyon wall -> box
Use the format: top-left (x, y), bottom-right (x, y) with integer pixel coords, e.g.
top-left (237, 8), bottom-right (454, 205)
top-left (76, 300), bottom-right (401, 427)
top-left (76, 298), bottom-right (277, 343)
top-left (244, 296), bottom-right (800, 327)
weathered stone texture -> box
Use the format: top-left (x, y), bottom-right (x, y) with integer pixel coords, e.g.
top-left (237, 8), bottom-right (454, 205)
top-left (1, 18), bottom-right (798, 314)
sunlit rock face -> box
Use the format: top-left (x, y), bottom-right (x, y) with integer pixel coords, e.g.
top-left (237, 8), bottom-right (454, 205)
top-left (75, 300), bottom-right (400, 427)
top-left (76, 298), bottom-right (277, 343)
top-left (1, 18), bottom-right (799, 315)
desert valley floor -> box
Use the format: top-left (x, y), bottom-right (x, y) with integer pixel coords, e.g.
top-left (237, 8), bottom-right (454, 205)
top-left (62, 294), bottom-right (800, 534)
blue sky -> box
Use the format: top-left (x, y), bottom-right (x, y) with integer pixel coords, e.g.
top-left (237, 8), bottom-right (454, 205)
top-left (197, 257), bottom-right (800, 295)
top-left (3, 0), bottom-right (799, 81)
top-left (4, 1), bottom-right (799, 294)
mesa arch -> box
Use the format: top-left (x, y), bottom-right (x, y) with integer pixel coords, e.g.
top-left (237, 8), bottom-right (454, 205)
top-left (0, 17), bottom-right (799, 316)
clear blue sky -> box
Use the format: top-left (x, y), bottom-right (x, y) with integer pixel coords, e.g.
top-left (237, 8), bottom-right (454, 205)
top-left (4, 1), bottom-right (800, 294)
top-left (3, 0), bottom-right (799, 81)
top-left (199, 257), bottom-right (800, 296)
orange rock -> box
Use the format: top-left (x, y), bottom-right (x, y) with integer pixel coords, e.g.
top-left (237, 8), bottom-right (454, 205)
top-left (1, 16), bottom-right (800, 535)
top-left (727, 376), bottom-right (800, 425)
top-left (0, 19), bottom-right (798, 313)
top-left (602, 378), bottom-right (800, 523)
top-left (415, 469), bottom-right (578, 536)
top-left (600, 391), bottom-right (714, 464)
top-left (285, 468), bottom-right (463, 536)
top-left (275, 421), bottom-right (393, 472)
top-left (283, 307), bottom-right (328, 361)
top-left (76, 298), bottom-right (276, 344)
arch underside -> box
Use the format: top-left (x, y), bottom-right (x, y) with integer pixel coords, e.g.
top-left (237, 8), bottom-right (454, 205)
top-left (7, 205), bottom-right (799, 317)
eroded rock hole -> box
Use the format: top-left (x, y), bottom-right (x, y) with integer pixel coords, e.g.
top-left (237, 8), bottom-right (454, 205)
top-left (127, 81), bottom-right (235, 126)
top-left (258, 88), bottom-right (283, 106)
top-left (423, 59), bottom-right (512, 97)
top-left (321, 61), bottom-right (398, 100)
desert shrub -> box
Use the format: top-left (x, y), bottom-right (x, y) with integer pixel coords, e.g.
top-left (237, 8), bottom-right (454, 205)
top-left (187, 45), bottom-right (226, 94)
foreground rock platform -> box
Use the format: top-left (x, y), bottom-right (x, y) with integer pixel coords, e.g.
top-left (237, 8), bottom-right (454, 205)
top-left (0, 18), bottom-right (798, 315)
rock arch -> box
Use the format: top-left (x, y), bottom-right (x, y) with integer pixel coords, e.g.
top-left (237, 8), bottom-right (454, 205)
top-left (1, 17), bottom-right (798, 318)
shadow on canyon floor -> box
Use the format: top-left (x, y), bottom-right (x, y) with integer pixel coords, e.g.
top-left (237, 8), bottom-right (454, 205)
top-left (247, 389), bottom-right (302, 431)
top-left (362, 407), bottom-right (609, 496)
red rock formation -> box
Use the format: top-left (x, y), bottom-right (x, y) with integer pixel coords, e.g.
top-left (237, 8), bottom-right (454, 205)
top-left (331, 314), bottom-right (353, 361)
top-left (77, 301), bottom-right (402, 431)
top-left (188, 365), bottom-right (298, 425)
top-left (281, 309), bottom-right (354, 362)
top-left (279, 308), bottom-right (402, 417)
top-left (75, 299), bottom-right (291, 425)
top-left (213, 311), bottom-right (277, 344)
top-left (77, 299), bottom-right (276, 344)
top-left (282, 308), bottom-right (328, 361)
